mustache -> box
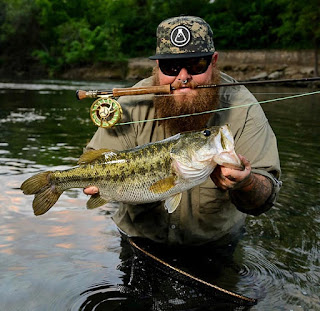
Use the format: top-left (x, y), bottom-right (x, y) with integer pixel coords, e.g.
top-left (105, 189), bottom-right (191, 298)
top-left (171, 80), bottom-right (198, 90)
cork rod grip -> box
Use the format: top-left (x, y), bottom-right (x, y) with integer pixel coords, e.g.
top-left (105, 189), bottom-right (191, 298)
top-left (112, 84), bottom-right (171, 97)
top-left (76, 84), bottom-right (171, 100)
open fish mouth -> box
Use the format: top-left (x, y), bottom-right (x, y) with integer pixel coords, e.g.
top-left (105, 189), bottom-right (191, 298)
top-left (218, 151), bottom-right (244, 170)
top-left (221, 162), bottom-right (244, 170)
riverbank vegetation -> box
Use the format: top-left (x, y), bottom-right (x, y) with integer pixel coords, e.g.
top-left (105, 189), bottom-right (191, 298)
top-left (0, 0), bottom-right (319, 78)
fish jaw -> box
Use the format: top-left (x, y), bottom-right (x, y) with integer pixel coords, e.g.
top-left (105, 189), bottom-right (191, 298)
top-left (171, 156), bottom-right (215, 183)
top-left (212, 126), bottom-right (243, 170)
top-left (213, 149), bottom-right (244, 170)
top-left (170, 126), bottom-right (230, 181)
top-left (171, 125), bottom-right (244, 179)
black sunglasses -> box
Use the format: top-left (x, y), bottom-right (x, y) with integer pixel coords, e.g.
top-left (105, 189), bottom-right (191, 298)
top-left (158, 56), bottom-right (212, 76)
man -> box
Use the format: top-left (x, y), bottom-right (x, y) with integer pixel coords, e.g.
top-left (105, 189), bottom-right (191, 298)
top-left (84, 16), bottom-right (281, 246)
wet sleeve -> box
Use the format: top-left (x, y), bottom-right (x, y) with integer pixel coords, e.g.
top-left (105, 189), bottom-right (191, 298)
top-left (233, 103), bottom-right (282, 215)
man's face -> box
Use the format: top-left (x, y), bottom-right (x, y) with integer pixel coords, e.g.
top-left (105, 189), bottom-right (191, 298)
top-left (156, 53), bottom-right (218, 104)
top-left (152, 52), bottom-right (220, 134)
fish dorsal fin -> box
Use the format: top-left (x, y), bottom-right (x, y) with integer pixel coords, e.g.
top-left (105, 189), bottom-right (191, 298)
top-left (149, 176), bottom-right (176, 194)
top-left (86, 194), bottom-right (108, 209)
top-left (164, 193), bottom-right (182, 213)
top-left (78, 149), bottom-right (116, 164)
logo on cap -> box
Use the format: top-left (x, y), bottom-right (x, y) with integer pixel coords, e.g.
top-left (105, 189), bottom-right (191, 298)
top-left (170, 25), bottom-right (191, 47)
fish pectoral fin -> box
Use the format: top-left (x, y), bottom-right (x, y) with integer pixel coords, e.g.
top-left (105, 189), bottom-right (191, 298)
top-left (86, 194), bottom-right (108, 209)
top-left (78, 149), bottom-right (117, 164)
top-left (149, 176), bottom-right (176, 194)
top-left (164, 193), bottom-right (182, 213)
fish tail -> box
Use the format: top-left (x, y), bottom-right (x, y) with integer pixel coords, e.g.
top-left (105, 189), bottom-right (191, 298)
top-left (21, 171), bottom-right (62, 216)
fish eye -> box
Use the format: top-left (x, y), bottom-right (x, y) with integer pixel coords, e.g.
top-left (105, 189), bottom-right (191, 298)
top-left (203, 129), bottom-right (211, 136)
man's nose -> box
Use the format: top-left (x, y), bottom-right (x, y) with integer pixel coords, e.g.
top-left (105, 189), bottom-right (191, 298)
top-left (176, 67), bottom-right (191, 82)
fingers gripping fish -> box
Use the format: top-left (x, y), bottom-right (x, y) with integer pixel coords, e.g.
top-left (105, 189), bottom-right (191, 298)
top-left (21, 125), bottom-right (243, 216)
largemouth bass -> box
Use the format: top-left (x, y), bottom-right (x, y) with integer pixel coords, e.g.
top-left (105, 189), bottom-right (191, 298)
top-left (21, 125), bottom-right (243, 216)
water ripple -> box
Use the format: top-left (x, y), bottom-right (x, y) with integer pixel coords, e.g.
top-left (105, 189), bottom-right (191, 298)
top-left (232, 245), bottom-right (286, 302)
top-left (70, 282), bottom-right (128, 311)
top-left (0, 109), bottom-right (46, 123)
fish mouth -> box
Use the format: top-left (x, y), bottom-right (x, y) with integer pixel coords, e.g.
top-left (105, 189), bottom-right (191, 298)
top-left (221, 162), bottom-right (245, 171)
top-left (215, 150), bottom-right (244, 171)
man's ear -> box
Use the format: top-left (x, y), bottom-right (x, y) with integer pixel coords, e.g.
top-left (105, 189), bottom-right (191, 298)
top-left (212, 52), bottom-right (219, 65)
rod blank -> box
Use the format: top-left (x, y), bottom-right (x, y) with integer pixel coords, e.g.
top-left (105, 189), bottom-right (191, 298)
top-left (76, 77), bottom-right (320, 100)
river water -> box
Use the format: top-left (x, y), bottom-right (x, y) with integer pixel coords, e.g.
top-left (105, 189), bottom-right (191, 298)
top-left (0, 80), bottom-right (319, 311)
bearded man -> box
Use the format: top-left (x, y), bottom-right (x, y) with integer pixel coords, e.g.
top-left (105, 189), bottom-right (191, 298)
top-left (83, 16), bottom-right (281, 247)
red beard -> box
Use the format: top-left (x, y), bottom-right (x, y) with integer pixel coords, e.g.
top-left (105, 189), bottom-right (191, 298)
top-left (152, 67), bottom-right (221, 134)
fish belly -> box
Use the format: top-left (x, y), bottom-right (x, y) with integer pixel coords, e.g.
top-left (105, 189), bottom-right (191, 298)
top-left (98, 174), bottom-right (204, 205)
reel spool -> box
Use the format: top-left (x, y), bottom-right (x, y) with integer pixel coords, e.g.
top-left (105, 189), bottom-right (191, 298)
top-left (90, 97), bottom-right (123, 128)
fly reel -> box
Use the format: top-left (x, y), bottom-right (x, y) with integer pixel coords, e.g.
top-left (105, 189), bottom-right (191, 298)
top-left (90, 97), bottom-right (123, 128)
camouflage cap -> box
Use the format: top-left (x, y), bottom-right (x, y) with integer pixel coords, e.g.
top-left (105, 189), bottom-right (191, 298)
top-left (149, 16), bottom-right (215, 60)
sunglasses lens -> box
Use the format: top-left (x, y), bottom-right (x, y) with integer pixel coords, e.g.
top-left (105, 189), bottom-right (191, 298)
top-left (189, 57), bottom-right (211, 74)
top-left (159, 56), bottom-right (211, 76)
top-left (158, 60), bottom-right (181, 76)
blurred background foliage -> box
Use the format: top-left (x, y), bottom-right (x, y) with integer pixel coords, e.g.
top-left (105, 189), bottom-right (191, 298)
top-left (0, 0), bottom-right (319, 76)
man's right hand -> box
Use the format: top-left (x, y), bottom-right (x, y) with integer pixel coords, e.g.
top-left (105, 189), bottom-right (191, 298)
top-left (83, 186), bottom-right (99, 195)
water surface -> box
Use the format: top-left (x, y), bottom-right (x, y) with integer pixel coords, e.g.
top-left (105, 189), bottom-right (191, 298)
top-left (0, 80), bottom-right (319, 310)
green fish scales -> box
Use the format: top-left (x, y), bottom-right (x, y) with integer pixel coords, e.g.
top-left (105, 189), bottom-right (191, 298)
top-left (55, 141), bottom-right (176, 200)
top-left (21, 125), bottom-right (242, 215)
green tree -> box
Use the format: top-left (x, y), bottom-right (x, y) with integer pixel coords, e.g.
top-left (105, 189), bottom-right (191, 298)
top-left (205, 0), bottom-right (284, 50)
top-left (276, 0), bottom-right (320, 75)
top-left (0, 0), bottom-right (40, 72)
top-left (0, 0), bottom-right (319, 77)
top-left (32, 0), bottom-right (125, 73)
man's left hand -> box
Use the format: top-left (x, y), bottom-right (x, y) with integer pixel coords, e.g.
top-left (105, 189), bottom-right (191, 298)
top-left (211, 154), bottom-right (252, 190)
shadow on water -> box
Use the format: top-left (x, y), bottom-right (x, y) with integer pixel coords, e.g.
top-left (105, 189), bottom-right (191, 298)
top-left (0, 80), bottom-right (319, 310)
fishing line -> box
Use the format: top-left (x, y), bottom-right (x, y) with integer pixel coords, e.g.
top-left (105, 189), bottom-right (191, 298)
top-left (116, 90), bottom-right (320, 126)
top-left (250, 92), bottom-right (316, 95)
top-left (153, 91), bottom-right (314, 96)
top-left (77, 77), bottom-right (320, 128)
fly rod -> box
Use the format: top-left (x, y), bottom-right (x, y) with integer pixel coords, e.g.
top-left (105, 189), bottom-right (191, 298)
top-left (76, 77), bottom-right (320, 100)
top-left (76, 76), bottom-right (320, 129)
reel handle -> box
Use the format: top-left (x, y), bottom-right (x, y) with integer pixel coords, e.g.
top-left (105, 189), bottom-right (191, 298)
top-left (90, 98), bottom-right (123, 128)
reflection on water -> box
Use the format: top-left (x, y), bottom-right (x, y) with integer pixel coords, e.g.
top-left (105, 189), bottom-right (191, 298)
top-left (0, 80), bottom-right (319, 310)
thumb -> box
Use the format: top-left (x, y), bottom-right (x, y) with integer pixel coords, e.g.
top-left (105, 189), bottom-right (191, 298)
top-left (238, 154), bottom-right (251, 170)
top-left (83, 186), bottom-right (99, 195)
